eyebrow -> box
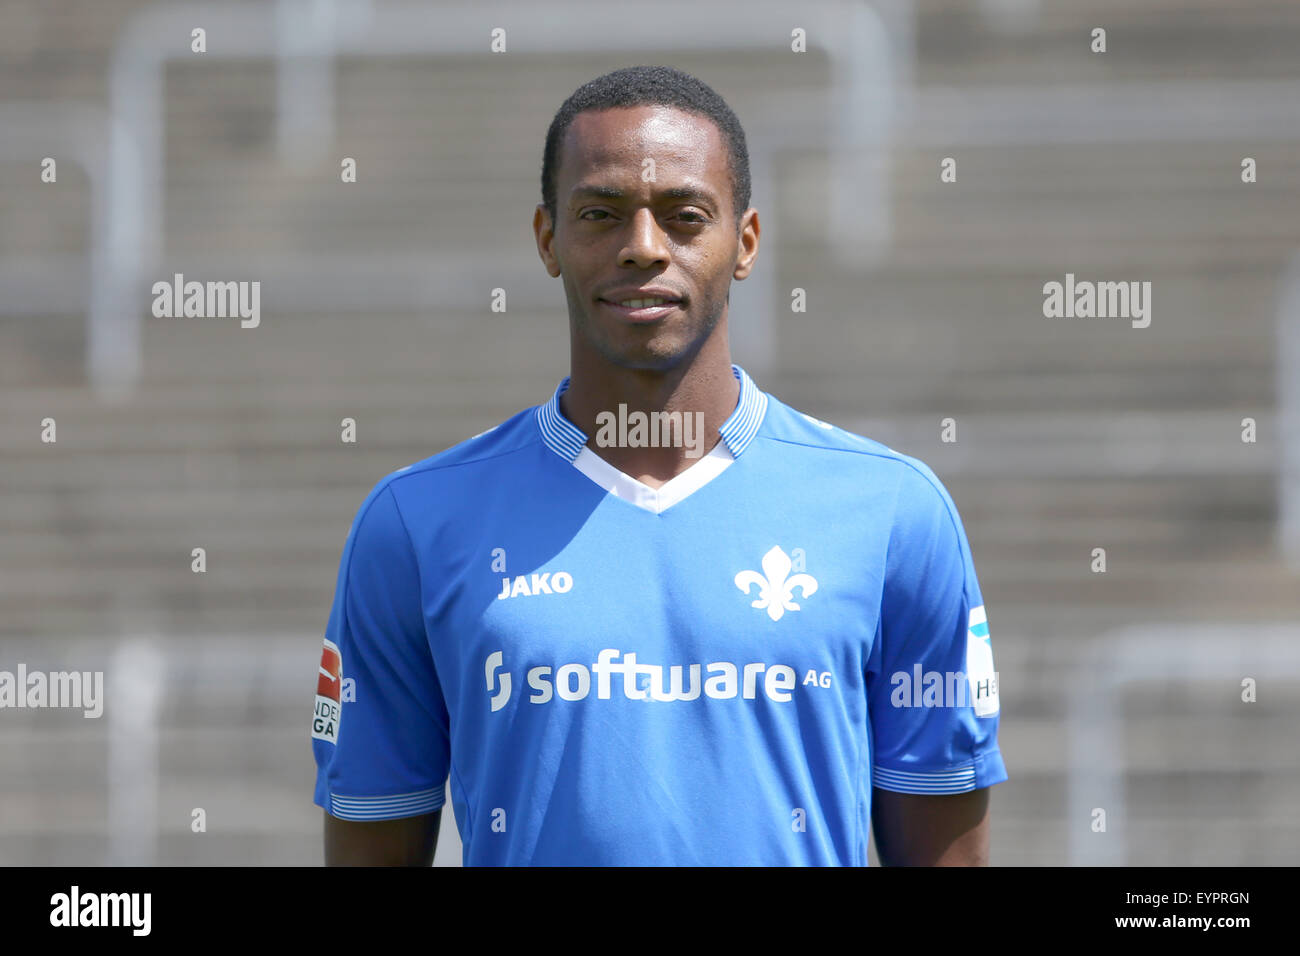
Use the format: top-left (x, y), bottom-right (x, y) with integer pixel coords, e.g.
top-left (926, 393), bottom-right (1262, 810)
top-left (569, 184), bottom-right (718, 207)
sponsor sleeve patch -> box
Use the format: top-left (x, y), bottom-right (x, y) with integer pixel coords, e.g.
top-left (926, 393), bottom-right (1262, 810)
top-left (312, 638), bottom-right (342, 744)
top-left (964, 605), bottom-right (999, 717)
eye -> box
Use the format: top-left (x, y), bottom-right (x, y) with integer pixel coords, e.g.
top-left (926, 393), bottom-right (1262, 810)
top-left (579, 209), bottom-right (611, 220)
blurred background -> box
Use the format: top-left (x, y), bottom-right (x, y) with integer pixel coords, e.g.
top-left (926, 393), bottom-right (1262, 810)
top-left (1, 0), bottom-right (1299, 866)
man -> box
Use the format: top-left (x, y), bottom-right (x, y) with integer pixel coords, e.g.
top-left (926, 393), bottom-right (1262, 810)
top-left (313, 65), bottom-right (1006, 866)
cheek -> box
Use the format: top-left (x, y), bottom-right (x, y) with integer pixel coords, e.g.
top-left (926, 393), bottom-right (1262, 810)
top-left (693, 256), bottom-right (732, 299)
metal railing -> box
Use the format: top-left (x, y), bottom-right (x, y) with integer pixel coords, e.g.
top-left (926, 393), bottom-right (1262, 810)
top-left (1067, 622), bottom-right (1300, 865)
top-left (85, 0), bottom-right (898, 389)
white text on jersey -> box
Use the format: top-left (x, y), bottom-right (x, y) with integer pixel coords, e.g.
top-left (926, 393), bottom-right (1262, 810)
top-left (485, 649), bottom-right (801, 706)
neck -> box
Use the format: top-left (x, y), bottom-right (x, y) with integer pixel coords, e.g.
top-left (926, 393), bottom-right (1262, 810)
top-left (560, 346), bottom-right (740, 489)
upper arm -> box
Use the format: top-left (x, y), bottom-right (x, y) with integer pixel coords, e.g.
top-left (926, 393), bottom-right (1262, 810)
top-left (324, 808), bottom-right (442, 866)
top-left (871, 787), bottom-right (989, 866)
top-left (866, 464), bottom-right (1006, 857)
top-left (312, 481), bottom-right (452, 834)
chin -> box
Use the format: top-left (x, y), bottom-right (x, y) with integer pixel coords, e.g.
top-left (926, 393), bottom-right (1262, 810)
top-left (598, 340), bottom-right (691, 372)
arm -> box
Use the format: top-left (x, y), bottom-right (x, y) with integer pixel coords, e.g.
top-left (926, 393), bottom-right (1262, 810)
top-left (867, 463), bottom-right (1007, 866)
top-left (871, 787), bottom-right (990, 866)
top-left (324, 809), bottom-right (441, 866)
top-left (311, 483), bottom-right (453, 863)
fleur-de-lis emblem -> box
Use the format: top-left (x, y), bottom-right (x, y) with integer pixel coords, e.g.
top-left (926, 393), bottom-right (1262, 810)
top-left (734, 546), bottom-right (819, 621)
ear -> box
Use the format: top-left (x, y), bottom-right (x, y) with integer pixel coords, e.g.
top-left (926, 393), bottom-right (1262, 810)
top-left (732, 207), bottom-right (760, 281)
top-left (534, 204), bottom-right (561, 277)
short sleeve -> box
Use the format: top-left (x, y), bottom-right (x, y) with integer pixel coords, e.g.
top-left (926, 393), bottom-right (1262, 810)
top-left (866, 461), bottom-right (1007, 794)
top-left (312, 480), bottom-right (451, 819)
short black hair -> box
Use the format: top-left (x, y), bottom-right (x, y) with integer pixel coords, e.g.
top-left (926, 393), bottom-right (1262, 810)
top-left (541, 65), bottom-right (751, 231)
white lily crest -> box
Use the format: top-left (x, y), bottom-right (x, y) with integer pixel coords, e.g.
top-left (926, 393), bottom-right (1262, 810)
top-left (734, 546), bottom-right (819, 621)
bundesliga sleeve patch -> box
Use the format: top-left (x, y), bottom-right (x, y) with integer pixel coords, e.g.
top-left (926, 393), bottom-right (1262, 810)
top-left (964, 606), bottom-right (999, 717)
top-left (312, 638), bottom-right (342, 744)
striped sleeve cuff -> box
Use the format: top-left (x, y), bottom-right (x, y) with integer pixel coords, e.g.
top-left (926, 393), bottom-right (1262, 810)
top-left (873, 749), bottom-right (1007, 795)
top-left (874, 765), bottom-right (975, 794)
top-left (327, 784), bottom-right (446, 821)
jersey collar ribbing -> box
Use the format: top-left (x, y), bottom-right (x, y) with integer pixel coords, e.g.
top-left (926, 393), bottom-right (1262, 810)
top-left (535, 364), bottom-right (768, 463)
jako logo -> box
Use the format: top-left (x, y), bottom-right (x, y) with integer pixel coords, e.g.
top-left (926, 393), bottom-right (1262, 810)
top-left (497, 571), bottom-right (574, 600)
top-left (484, 649), bottom-right (800, 708)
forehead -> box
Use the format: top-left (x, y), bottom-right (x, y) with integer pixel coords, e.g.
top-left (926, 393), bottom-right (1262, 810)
top-left (559, 105), bottom-right (728, 185)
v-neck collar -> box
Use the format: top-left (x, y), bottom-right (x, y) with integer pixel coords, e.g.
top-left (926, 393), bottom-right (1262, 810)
top-left (570, 440), bottom-right (735, 515)
top-left (534, 364), bottom-right (768, 515)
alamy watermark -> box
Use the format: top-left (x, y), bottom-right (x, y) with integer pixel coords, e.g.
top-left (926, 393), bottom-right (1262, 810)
top-left (50, 886), bottom-right (150, 936)
top-left (890, 665), bottom-right (999, 715)
top-left (151, 273), bottom-right (260, 328)
top-left (0, 665), bottom-right (103, 717)
top-left (1043, 272), bottom-right (1151, 328)
top-left (594, 405), bottom-right (706, 458)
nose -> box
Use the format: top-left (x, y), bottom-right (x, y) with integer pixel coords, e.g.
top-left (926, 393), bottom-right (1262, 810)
top-left (619, 208), bottom-right (670, 268)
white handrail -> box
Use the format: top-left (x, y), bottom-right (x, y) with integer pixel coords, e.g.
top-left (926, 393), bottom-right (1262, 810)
top-left (1279, 251), bottom-right (1300, 571)
top-left (0, 103), bottom-right (144, 398)
top-left (91, 0), bottom-right (898, 388)
top-left (1067, 623), bottom-right (1300, 865)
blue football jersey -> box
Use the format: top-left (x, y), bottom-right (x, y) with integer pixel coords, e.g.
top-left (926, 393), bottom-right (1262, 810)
top-left (312, 364), bottom-right (1007, 864)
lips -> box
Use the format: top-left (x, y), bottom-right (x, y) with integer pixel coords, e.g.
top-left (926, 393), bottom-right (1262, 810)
top-left (598, 299), bottom-right (682, 322)
top-left (597, 288), bottom-right (685, 323)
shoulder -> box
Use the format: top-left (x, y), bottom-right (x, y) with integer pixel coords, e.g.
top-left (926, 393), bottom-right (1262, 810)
top-left (756, 390), bottom-right (968, 549)
top-left (345, 403), bottom-right (544, 539)
top-left (759, 393), bottom-right (955, 500)
top-left (373, 404), bottom-right (543, 495)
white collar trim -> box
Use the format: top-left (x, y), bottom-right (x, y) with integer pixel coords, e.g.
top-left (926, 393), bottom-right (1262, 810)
top-left (571, 440), bottom-right (735, 515)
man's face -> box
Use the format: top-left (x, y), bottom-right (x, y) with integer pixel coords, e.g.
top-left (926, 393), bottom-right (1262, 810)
top-left (535, 105), bottom-right (758, 372)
